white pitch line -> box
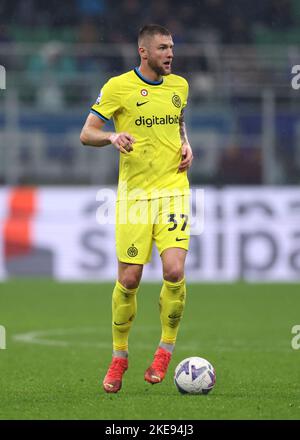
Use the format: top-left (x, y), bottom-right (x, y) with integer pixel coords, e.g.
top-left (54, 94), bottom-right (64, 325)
top-left (12, 327), bottom-right (292, 352)
top-left (13, 327), bottom-right (198, 350)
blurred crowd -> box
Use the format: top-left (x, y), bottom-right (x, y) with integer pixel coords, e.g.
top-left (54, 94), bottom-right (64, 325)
top-left (0, 0), bottom-right (297, 45)
top-left (1, 0), bottom-right (299, 186)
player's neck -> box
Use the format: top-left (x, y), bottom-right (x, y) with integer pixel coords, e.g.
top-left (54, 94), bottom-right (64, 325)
top-left (138, 64), bottom-right (162, 83)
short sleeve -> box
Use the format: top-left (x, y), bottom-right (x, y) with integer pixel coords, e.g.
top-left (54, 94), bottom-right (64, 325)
top-left (182, 79), bottom-right (189, 110)
top-left (90, 77), bottom-right (121, 122)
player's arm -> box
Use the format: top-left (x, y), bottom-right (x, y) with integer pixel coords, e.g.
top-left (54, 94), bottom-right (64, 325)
top-left (80, 113), bottom-right (134, 154)
top-left (178, 109), bottom-right (193, 172)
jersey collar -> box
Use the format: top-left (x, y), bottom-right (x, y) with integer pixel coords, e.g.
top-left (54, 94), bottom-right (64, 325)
top-left (134, 67), bottom-right (163, 86)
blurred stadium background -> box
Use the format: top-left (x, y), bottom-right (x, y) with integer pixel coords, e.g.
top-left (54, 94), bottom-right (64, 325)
top-left (1, 0), bottom-right (300, 421)
top-left (1, 0), bottom-right (300, 282)
top-left (1, 0), bottom-right (300, 422)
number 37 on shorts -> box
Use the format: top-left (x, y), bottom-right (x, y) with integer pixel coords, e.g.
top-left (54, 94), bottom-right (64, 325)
top-left (116, 195), bottom-right (190, 264)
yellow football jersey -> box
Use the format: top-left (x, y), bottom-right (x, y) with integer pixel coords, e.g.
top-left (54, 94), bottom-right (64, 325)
top-left (91, 67), bottom-right (189, 200)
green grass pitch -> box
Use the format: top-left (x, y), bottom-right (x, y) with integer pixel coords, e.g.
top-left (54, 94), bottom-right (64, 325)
top-left (0, 280), bottom-right (299, 420)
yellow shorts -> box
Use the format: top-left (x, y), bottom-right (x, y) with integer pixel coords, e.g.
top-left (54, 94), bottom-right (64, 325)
top-left (116, 195), bottom-right (190, 264)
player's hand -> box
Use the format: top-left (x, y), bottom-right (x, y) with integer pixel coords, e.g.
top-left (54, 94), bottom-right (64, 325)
top-left (178, 142), bottom-right (193, 172)
top-left (109, 132), bottom-right (135, 154)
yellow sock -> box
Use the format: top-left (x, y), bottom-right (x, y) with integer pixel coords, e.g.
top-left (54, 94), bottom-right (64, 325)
top-left (159, 278), bottom-right (186, 345)
top-left (112, 280), bottom-right (138, 352)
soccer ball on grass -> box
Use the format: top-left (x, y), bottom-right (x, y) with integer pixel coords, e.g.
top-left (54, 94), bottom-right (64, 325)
top-left (174, 356), bottom-right (216, 395)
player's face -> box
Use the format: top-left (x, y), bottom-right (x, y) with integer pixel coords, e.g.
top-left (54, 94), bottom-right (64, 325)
top-left (146, 34), bottom-right (174, 76)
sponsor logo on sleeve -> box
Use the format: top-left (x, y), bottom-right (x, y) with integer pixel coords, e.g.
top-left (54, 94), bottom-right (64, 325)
top-left (95, 90), bottom-right (102, 105)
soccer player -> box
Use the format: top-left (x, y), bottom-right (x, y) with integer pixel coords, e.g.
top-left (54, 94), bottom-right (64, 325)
top-left (80, 24), bottom-right (193, 393)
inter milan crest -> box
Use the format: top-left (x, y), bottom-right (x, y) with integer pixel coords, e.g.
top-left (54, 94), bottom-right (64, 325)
top-left (172, 94), bottom-right (181, 108)
top-left (127, 244), bottom-right (138, 257)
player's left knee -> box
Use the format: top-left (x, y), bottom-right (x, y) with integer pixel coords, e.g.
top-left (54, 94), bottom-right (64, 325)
top-left (163, 266), bottom-right (184, 283)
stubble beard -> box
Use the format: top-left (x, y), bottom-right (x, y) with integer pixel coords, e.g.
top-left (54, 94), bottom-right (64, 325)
top-left (148, 58), bottom-right (171, 77)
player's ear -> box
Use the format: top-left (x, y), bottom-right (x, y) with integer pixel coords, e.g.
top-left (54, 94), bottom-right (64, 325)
top-left (138, 46), bottom-right (148, 60)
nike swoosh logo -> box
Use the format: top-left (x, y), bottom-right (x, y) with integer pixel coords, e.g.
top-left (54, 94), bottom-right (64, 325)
top-left (168, 314), bottom-right (182, 319)
top-left (136, 101), bottom-right (149, 106)
top-left (176, 238), bottom-right (188, 242)
top-left (113, 321), bottom-right (128, 326)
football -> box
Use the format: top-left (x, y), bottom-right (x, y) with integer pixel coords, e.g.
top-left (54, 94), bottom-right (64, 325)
top-left (174, 357), bottom-right (216, 395)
